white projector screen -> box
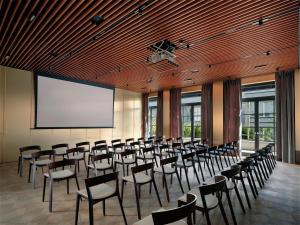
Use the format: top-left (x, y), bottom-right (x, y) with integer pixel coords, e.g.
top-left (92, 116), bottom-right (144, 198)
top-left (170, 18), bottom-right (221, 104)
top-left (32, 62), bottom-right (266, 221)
top-left (35, 74), bottom-right (114, 128)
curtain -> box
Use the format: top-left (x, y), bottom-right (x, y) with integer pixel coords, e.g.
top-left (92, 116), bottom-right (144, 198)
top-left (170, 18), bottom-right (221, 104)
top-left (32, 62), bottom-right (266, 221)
top-left (223, 79), bottom-right (241, 143)
top-left (170, 88), bottom-right (182, 138)
top-left (201, 83), bottom-right (213, 146)
top-left (156, 90), bottom-right (164, 137)
top-left (275, 70), bottom-right (295, 163)
top-left (141, 93), bottom-right (149, 138)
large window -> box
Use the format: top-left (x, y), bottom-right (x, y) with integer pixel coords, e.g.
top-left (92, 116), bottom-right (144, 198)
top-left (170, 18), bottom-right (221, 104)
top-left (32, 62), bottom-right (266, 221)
top-left (148, 97), bottom-right (157, 137)
top-left (181, 92), bottom-right (201, 140)
top-left (241, 82), bottom-right (275, 152)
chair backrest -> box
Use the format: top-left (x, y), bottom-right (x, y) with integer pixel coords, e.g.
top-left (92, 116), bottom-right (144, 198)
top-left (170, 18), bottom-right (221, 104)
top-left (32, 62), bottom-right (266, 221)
top-left (130, 141), bottom-right (140, 148)
top-left (111, 139), bottom-right (122, 145)
top-left (142, 146), bottom-right (155, 155)
top-left (125, 138), bottom-right (134, 145)
top-left (199, 175), bottom-right (226, 196)
top-left (166, 138), bottom-right (173, 145)
top-left (91, 144), bottom-right (108, 154)
top-left (20, 145), bottom-right (41, 153)
top-left (144, 140), bottom-right (153, 147)
top-left (85, 172), bottom-right (118, 200)
top-left (192, 140), bottom-right (200, 146)
top-left (95, 140), bottom-right (106, 146)
top-left (120, 149), bottom-right (136, 160)
top-left (207, 146), bottom-right (218, 153)
top-left (152, 193), bottom-right (197, 225)
top-left (172, 142), bottom-right (181, 149)
top-left (92, 153), bottom-right (113, 165)
top-left (183, 141), bottom-right (191, 148)
top-left (113, 143), bottom-right (125, 149)
top-left (182, 152), bottom-right (195, 160)
top-left (221, 165), bottom-right (241, 178)
top-left (52, 143), bottom-right (69, 150)
top-left (138, 137), bottom-right (145, 143)
top-left (159, 144), bottom-right (169, 152)
top-left (195, 148), bottom-right (207, 155)
top-left (176, 137), bottom-right (183, 144)
top-left (148, 136), bottom-right (155, 141)
top-left (32, 150), bottom-right (54, 160)
top-left (155, 138), bottom-right (163, 145)
top-left (131, 162), bottom-right (154, 175)
top-left (48, 158), bottom-right (76, 171)
top-left (160, 156), bottom-right (178, 166)
top-left (76, 141), bottom-right (90, 151)
top-left (66, 147), bottom-right (85, 155)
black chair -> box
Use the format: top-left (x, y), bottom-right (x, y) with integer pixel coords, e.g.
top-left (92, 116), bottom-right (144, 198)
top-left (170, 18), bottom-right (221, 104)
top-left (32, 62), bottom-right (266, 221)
top-left (52, 143), bottom-right (69, 161)
top-left (177, 152), bottom-right (200, 190)
top-left (64, 147), bottom-right (87, 172)
top-left (76, 141), bottom-right (90, 153)
top-left (43, 159), bottom-right (80, 212)
top-left (125, 138), bottom-right (135, 149)
top-left (114, 150), bottom-right (137, 176)
top-left (75, 172), bottom-right (127, 225)
top-left (137, 146), bottom-right (158, 167)
top-left (88, 144), bottom-right (108, 164)
top-left (154, 144), bottom-right (170, 160)
top-left (94, 140), bottom-right (107, 146)
top-left (133, 193), bottom-right (197, 225)
top-left (18, 145), bottom-right (41, 177)
top-left (178, 176), bottom-right (236, 225)
top-left (207, 146), bottom-right (222, 172)
top-left (221, 165), bottom-right (246, 214)
top-left (121, 162), bottom-right (162, 219)
top-left (87, 153), bottom-right (114, 178)
top-left (193, 148), bottom-right (212, 181)
top-left (154, 156), bottom-right (184, 202)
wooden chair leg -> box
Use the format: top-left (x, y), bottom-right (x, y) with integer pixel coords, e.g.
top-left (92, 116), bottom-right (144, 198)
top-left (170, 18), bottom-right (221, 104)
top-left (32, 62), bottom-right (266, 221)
top-left (102, 200), bottom-right (105, 216)
top-left (234, 184), bottom-right (246, 213)
top-left (117, 193), bottom-right (128, 225)
top-left (152, 179), bottom-right (162, 207)
top-left (163, 173), bottom-right (170, 202)
top-left (219, 201), bottom-right (229, 225)
top-left (240, 178), bottom-right (251, 209)
top-left (184, 167), bottom-right (191, 190)
top-left (75, 194), bottom-right (81, 225)
top-left (175, 170), bottom-right (184, 193)
top-left (121, 180), bottom-right (125, 200)
top-left (17, 156), bottom-right (21, 174)
top-left (67, 179), bottom-right (70, 194)
top-left (88, 202), bottom-right (94, 225)
top-left (226, 191), bottom-right (237, 225)
top-left (75, 176), bottom-right (80, 190)
top-left (49, 179), bottom-right (53, 212)
top-left (42, 176), bottom-right (47, 202)
top-left (28, 163), bottom-right (32, 183)
top-left (133, 183), bottom-right (141, 219)
top-left (247, 176), bottom-right (257, 199)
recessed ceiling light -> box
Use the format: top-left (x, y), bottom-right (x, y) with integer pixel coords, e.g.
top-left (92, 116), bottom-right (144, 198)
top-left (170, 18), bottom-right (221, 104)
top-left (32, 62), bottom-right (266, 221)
top-left (264, 50), bottom-right (271, 56)
top-left (91, 15), bottom-right (104, 26)
top-left (184, 78), bottom-right (193, 82)
top-left (5, 55), bottom-right (10, 60)
top-left (254, 64), bottom-right (267, 69)
top-left (141, 87), bottom-right (146, 90)
top-left (208, 64), bottom-right (212, 68)
top-left (29, 13), bottom-right (36, 22)
top-left (191, 69), bottom-right (199, 73)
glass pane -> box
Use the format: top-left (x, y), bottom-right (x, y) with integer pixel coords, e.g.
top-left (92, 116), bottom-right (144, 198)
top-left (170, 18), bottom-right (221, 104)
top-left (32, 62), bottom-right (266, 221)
top-left (242, 101), bottom-right (254, 114)
top-left (241, 114), bottom-right (255, 127)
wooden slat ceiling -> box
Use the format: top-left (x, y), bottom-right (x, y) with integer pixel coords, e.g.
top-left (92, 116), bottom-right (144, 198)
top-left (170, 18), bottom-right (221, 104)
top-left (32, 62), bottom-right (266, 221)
top-left (0, 0), bottom-right (299, 92)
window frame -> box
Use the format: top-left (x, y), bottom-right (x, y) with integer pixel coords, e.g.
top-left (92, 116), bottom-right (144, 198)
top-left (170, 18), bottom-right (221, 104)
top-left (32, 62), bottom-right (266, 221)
top-left (148, 97), bottom-right (157, 137)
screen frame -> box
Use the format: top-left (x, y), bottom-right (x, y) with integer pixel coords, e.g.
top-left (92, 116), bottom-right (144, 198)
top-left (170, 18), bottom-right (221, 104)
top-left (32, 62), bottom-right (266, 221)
top-left (34, 71), bottom-right (115, 129)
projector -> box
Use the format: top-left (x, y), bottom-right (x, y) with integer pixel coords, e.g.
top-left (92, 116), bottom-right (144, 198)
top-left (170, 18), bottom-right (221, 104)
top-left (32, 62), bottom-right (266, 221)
top-left (147, 39), bottom-right (178, 66)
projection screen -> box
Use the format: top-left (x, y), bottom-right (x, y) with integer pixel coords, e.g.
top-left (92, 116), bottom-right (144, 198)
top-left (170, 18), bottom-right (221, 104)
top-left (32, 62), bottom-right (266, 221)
top-left (35, 73), bottom-right (114, 128)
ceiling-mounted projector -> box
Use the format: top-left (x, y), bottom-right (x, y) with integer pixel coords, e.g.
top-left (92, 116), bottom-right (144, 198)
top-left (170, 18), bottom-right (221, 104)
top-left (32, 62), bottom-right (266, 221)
top-left (147, 40), bottom-right (178, 66)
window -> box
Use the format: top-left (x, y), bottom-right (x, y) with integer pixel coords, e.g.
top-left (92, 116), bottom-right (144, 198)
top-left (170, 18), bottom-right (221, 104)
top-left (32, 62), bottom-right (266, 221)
top-left (181, 92), bottom-right (201, 140)
top-left (148, 97), bottom-right (157, 137)
top-left (241, 82), bottom-right (275, 151)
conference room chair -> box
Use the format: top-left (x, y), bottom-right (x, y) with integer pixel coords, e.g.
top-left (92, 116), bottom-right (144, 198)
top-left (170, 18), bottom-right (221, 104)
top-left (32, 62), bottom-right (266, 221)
top-left (111, 139), bottom-right (122, 146)
top-left (130, 141), bottom-right (142, 155)
top-left (111, 143), bottom-right (126, 160)
top-left (87, 153), bottom-right (114, 178)
top-left (256, 149), bottom-right (270, 180)
top-left (43, 158), bottom-right (80, 212)
top-left (248, 153), bottom-right (266, 186)
top-left (148, 136), bottom-right (156, 143)
top-left (76, 141), bottom-right (90, 154)
top-left (88, 144), bottom-right (108, 164)
top-left (182, 141), bottom-right (193, 153)
top-left (176, 137), bottom-right (183, 146)
top-left (30, 150), bottom-right (54, 188)
top-left (121, 162), bottom-right (162, 219)
top-left (207, 146), bottom-right (222, 172)
top-left (177, 151), bottom-right (201, 190)
top-left (125, 138), bottom-right (134, 149)
top-left (225, 142), bottom-right (237, 164)
top-left (154, 156), bottom-right (184, 202)
top-left (133, 193), bottom-right (197, 225)
top-left (166, 137), bottom-right (174, 148)
top-left (221, 165), bottom-right (246, 214)
top-left (94, 140), bottom-right (107, 146)
top-left (64, 147), bottom-right (87, 173)
top-left (114, 150), bottom-right (137, 176)
top-left (137, 146), bottom-right (158, 167)
top-left (216, 144), bottom-right (231, 168)
top-left (231, 140), bottom-right (241, 161)
top-left (153, 138), bottom-right (164, 151)
top-left (52, 143), bottom-right (69, 161)
top-left (169, 142), bottom-right (181, 156)
top-left (192, 149), bottom-right (208, 182)
top-left (246, 154), bottom-right (264, 189)
top-left (18, 145), bottom-right (41, 177)
top-left (234, 159), bottom-right (257, 209)
top-left (178, 175), bottom-right (237, 225)
top-left (154, 144), bottom-right (170, 160)
top-left (75, 172), bottom-right (127, 225)
top-left (137, 137), bottom-right (145, 144)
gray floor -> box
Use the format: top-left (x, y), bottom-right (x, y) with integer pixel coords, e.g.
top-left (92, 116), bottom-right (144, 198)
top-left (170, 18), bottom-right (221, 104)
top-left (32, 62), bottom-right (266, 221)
top-left (0, 160), bottom-right (299, 225)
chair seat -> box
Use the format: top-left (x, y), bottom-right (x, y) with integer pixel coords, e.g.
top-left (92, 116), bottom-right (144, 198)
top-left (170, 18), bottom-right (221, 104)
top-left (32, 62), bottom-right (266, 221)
top-left (64, 153), bottom-right (84, 160)
top-left (78, 183), bottom-right (115, 200)
top-left (154, 166), bottom-right (175, 174)
top-left (88, 162), bottom-right (112, 170)
top-left (133, 212), bottom-right (187, 225)
top-left (178, 189), bottom-right (218, 210)
top-left (115, 158), bottom-right (136, 164)
top-left (234, 171), bottom-right (248, 179)
top-left (226, 180), bottom-right (235, 190)
top-left (154, 151), bottom-right (169, 157)
top-left (123, 172), bottom-right (152, 184)
top-left (54, 149), bottom-right (67, 155)
top-left (22, 151), bottom-right (39, 159)
top-left (177, 161), bottom-right (192, 167)
top-left (44, 169), bottom-right (74, 179)
top-left (31, 159), bottom-right (52, 166)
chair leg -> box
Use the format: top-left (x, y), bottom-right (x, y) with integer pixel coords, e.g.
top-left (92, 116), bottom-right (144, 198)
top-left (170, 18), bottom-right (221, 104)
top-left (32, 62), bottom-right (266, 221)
top-left (42, 176), bottom-right (47, 202)
top-left (250, 170), bottom-right (259, 195)
top-left (247, 176), bottom-right (257, 199)
top-left (28, 162), bottom-right (32, 183)
top-left (133, 183), bottom-right (141, 219)
top-left (87, 167), bottom-right (90, 178)
top-left (234, 184), bottom-right (246, 214)
top-left (240, 178), bottom-right (251, 209)
top-left (198, 162), bottom-right (205, 182)
top-left (17, 156), bottom-right (21, 174)
top-left (193, 164), bottom-right (201, 184)
top-left (203, 207), bottom-right (212, 225)
top-left (226, 191), bottom-right (237, 225)
top-left (75, 194), bottom-right (81, 225)
top-left (184, 167), bottom-right (191, 190)
top-left (152, 179), bottom-right (162, 207)
top-left (205, 158), bottom-right (213, 177)
top-left (175, 170), bottom-right (184, 193)
top-left (256, 164), bottom-right (264, 186)
top-left (163, 173), bottom-right (170, 202)
top-left (253, 167), bottom-right (263, 189)
top-left (49, 179), bottom-right (53, 212)
top-left (219, 200), bottom-right (229, 225)
top-left (117, 193), bottom-right (128, 225)
top-left (121, 180), bottom-right (125, 200)
top-left (88, 202), bottom-right (94, 225)
top-left (67, 179), bottom-right (70, 194)
top-left (20, 157), bottom-right (24, 177)
top-left (75, 176), bottom-right (80, 190)
top-left (102, 200), bottom-right (105, 216)
top-left (32, 164), bottom-right (36, 188)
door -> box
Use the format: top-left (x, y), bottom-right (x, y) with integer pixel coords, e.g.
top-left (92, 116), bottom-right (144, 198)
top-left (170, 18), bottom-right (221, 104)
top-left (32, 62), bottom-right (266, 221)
top-left (241, 97), bottom-right (275, 151)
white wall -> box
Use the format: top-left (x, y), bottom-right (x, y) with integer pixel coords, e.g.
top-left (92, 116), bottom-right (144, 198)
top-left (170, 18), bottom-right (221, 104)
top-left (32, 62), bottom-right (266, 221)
top-left (0, 66), bottom-right (142, 163)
